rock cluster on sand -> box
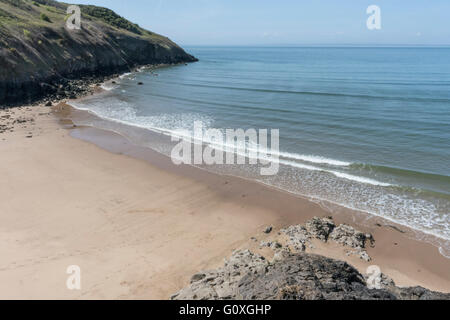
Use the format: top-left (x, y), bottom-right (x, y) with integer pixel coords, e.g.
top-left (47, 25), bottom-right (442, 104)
top-left (282, 216), bottom-right (374, 261)
top-left (172, 250), bottom-right (450, 300)
top-left (305, 216), bottom-right (335, 241)
top-left (172, 216), bottom-right (450, 300)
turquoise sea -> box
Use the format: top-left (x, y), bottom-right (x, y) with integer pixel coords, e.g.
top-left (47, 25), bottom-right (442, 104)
top-left (70, 46), bottom-right (450, 255)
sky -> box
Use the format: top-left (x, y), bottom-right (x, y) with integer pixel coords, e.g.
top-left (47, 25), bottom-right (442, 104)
top-left (72, 0), bottom-right (450, 46)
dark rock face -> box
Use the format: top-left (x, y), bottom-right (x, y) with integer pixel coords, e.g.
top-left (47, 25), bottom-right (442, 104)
top-left (238, 253), bottom-right (396, 300)
top-left (172, 250), bottom-right (450, 300)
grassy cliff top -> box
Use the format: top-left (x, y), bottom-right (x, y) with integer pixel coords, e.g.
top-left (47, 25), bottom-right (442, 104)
top-left (0, 0), bottom-right (174, 46)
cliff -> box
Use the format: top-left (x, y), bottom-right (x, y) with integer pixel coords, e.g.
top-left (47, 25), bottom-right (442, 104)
top-left (0, 0), bottom-right (197, 106)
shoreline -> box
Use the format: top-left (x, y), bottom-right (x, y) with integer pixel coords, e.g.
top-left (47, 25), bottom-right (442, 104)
top-left (0, 62), bottom-right (193, 109)
top-left (60, 103), bottom-right (450, 292)
top-left (0, 102), bottom-right (448, 299)
top-left (63, 95), bottom-right (450, 259)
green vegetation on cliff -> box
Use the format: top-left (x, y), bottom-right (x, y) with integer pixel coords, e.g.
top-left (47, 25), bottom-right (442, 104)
top-left (77, 5), bottom-right (144, 35)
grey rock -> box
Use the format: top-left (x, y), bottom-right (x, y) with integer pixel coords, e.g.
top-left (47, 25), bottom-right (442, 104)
top-left (173, 250), bottom-right (450, 300)
top-left (172, 250), bottom-right (268, 300)
top-left (358, 249), bottom-right (371, 262)
top-left (191, 273), bottom-right (206, 283)
top-left (264, 226), bottom-right (273, 234)
top-left (237, 253), bottom-right (395, 300)
top-left (330, 224), bottom-right (374, 249)
top-left (260, 241), bottom-right (282, 250)
top-left (305, 216), bottom-right (335, 241)
top-left (281, 224), bottom-right (310, 252)
top-left (346, 248), bottom-right (372, 262)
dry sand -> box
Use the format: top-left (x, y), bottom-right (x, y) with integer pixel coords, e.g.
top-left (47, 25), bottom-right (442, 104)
top-left (0, 104), bottom-right (448, 299)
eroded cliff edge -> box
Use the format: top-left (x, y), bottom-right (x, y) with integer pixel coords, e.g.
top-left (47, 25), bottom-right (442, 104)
top-left (0, 0), bottom-right (197, 106)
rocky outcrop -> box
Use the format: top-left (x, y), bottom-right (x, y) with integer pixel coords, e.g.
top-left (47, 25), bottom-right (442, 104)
top-left (282, 216), bottom-right (374, 261)
top-left (280, 224), bottom-right (310, 252)
top-left (171, 250), bottom-right (269, 300)
top-left (305, 216), bottom-right (335, 241)
top-left (172, 250), bottom-right (450, 300)
top-left (0, 0), bottom-right (197, 106)
top-left (330, 224), bottom-right (374, 249)
top-left (173, 218), bottom-right (449, 300)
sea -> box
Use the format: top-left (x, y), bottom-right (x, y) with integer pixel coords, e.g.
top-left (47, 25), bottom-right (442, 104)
top-left (68, 46), bottom-right (450, 256)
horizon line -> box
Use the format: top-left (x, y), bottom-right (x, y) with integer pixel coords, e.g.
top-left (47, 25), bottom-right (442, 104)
top-left (180, 43), bottom-right (450, 48)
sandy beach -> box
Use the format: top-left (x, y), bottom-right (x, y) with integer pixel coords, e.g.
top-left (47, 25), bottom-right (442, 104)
top-left (0, 103), bottom-right (448, 300)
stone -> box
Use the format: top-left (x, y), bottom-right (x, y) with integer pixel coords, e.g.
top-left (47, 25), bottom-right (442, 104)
top-left (260, 241), bottom-right (283, 250)
top-left (264, 226), bottom-right (273, 234)
top-left (305, 216), bottom-right (335, 241)
top-left (358, 250), bottom-right (371, 262)
top-left (281, 224), bottom-right (310, 252)
top-left (329, 224), bottom-right (374, 249)
top-left (191, 273), bottom-right (206, 283)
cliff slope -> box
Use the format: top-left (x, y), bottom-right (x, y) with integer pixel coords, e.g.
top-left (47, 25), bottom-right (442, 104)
top-left (0, 0), bottom-right (197, 106)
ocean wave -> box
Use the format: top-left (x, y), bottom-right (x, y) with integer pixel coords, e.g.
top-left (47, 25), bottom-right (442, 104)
top-left (68, 101), bottom-right (392, 188)
top-left (277, 151), bottom-right (351, 166)
top-left (119, 72), bottom-right (133, 79)
top-left (276, 159), bottom-right (391, 186)
top-left (330, 171), bottom-right (392, 187)
top-left (100, 83), bottom-right (118, 91)
top-left (351, 163), bottom-right (450, 184)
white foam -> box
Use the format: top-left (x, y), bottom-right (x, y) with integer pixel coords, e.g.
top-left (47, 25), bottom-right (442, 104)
top-left (439, 247), bottom-right (450, 259)
top-left (100, 84), bottom-right (117, 91)
top-left (119, 72), bottom-right (132, 79)
top-left (277, 151), bottom-right (351, 166)
top-left (331, 171), bottom-right (392, 187)
top-left (68, 101), bottom-right (391, 188)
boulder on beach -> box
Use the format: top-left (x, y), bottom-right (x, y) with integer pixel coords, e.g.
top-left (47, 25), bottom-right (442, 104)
top-left (282, 216), bottom-right (374, 261)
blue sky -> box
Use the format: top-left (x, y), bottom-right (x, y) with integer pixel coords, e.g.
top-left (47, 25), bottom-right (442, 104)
top-left (73, 0), bottom-right (450, 46)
